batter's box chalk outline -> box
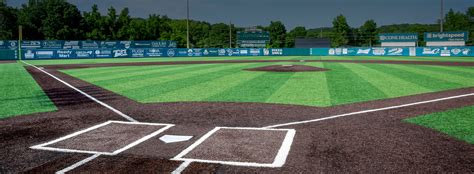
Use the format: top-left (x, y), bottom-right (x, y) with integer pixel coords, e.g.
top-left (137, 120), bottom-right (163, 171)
top-left (30, 120), bottom-right (174, 155)
top-left (172, 127), bottom-right (296, 168)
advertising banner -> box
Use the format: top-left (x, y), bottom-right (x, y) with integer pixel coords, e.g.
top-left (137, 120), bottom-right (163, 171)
top-left (21, 41), bottom-right (42, 49)
top-left (417, 47), bottom-right (472, 57)
top-left (378, 33), bottom-right (418, 42)
top-left (424, 32), bottom-right (468, 42)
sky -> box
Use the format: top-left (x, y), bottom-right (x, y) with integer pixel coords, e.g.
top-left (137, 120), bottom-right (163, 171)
top-left (7, 0), bottom-right (474, 29)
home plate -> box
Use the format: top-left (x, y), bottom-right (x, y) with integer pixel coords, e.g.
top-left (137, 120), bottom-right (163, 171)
top-left (160, 135), bottom-right (193, 144)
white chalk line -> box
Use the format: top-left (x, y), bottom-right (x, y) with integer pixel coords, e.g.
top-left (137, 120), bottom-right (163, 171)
top-left (21, 60), bottom-right (138, 122)
top-left (55, 154), bottom-right (101, 174)
top-left (264, 92), bottom-right (474, 128)
top-left (172, 91), bottom-right (474, 172)
top-left (30, 121), bottom-right (174, 155)
top-left (171, 160), bottom-right (192, 174)
top-left (171, 127), bottom-right (296, 173)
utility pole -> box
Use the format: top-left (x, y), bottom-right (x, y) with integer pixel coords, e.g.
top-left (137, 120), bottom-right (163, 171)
top-left (186, 0), bottom-right (190, 49)
top-left (440, 0), bottom-right (444, 32)
top-left (229, 21), bottom-right (232, 48)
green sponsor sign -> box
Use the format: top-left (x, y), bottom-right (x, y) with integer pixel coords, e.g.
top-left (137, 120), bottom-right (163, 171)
top-left (378, 33), bottom-right (418, 42)
top-left (424, 32), bottom-right (468, 42)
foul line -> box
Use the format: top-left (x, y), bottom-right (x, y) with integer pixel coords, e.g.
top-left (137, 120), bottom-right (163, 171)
top-left (21, 60), bottom-right (137, 122)
top-left (264, 92), bottom-right (474, 128)
top-left (172, 91), bottom-right (474, 173)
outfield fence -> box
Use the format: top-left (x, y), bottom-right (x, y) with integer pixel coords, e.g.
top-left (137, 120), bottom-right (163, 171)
top-left (0, 46), bottom-right (473, 60)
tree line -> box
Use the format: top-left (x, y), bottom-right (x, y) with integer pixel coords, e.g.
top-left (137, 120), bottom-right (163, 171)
top-left (0, 0), bottom-right (473, 48)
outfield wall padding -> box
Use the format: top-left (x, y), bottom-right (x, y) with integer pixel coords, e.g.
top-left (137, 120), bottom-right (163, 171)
top-left (1, 47), bottom-right (473, 60)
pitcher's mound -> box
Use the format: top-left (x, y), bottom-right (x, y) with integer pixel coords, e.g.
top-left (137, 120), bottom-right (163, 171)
top-left (245, 65), bottom-right (329, 72)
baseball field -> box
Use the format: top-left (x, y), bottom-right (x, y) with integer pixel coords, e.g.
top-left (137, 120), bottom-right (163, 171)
top-left (1, 56), bottom-right (474, 173)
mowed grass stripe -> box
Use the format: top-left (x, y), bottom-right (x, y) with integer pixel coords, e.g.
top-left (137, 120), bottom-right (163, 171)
top-left (387, 65), bottom-right (474, 86)
top-left (143, 64), bottom-right (277, 102)
top-left (75, 65), bottom-right (213, 83)
top-left (340, 63), bottom-right (430, 98)
top-left (206, 70), bottom-right (295, 103)
top-left (363, 64), bottom-right (464, 91)
top-left (89, 64), bottom-right (222, 89)
top-left (123, 63), bottom-right (257, 101)
top-left (0, 63), bottom-right (56, 118)
top-left (266, 62), bottom-right (331, 106)
top-left (324, 63), bottom-right (387, 105)
top-left (410, 65), bottom-right (474, 79)
top-left (63, 65), bottom-right (164, 77)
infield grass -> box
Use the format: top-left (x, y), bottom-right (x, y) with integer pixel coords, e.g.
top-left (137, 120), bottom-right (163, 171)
top-left (405, 106), bottom-right (474, 144)
top-left (0, 63), bottom-right (56, 119)
top-left (62, 61), bottom-right (474, 107)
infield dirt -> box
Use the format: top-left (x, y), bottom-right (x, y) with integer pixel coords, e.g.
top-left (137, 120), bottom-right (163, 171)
top-left (1, 60), bottom-right (473, 173)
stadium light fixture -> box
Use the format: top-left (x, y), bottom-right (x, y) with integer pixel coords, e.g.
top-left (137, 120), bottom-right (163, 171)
top-left (440, 0), bottom-right (444, 32)
top-left (187, 0), bottom-right (190, 49)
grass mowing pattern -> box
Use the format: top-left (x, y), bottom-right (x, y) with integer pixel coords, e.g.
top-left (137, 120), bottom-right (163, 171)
top-left (62, 62), bottom-right (474, 107)
top-left (0, 63), bottom-right (56, 119)
top-left (24, 55), bottom-right (474, 66)
top-left (405, 106), bottom-right (474, 144)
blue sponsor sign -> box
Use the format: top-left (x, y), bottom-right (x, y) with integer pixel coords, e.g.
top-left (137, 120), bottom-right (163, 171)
top-left (81, 41), bottom-right (100, 49)
top-left (56, 50), bottom-right (74, 58)
top-left (42, 41), bottom-right (63, 49)
top-left (100, 41), bottom-right (119, 49)
top-left (63, 41), bottom-right (81, 49)
top-left (112, 49), bottom-right (130, 58)
top-left (94, 49), bottom-right (113, 58)
top-left (424, 32), bottom-right (468, 42)
top-left (21, 41), bottom-right (42, 49)
top-left (378, 33), bottom-right (418, 42)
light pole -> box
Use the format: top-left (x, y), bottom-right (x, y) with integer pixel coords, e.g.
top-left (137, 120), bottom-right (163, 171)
top-left (186, 0), bottom-right (190, 49)
top-left (440, 0), bottom-right (444, 32)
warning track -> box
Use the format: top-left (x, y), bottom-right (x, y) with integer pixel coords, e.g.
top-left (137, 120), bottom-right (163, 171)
top-left (1, 60), bottom-right (474, 173)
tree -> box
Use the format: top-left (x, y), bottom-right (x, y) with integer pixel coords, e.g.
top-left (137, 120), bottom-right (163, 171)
top-left (285, 26), bottom-right (307, 47)
top-left (331, 14), bottom-right (350, 47)
top-left (359, 19), bottom-right (377, 46)
top-left (116, 8), bottom-right (131, 40)
top-left (267, 21), bottom-right (286, 48)
top-left (106, 6), bottom-right (117, 39)
top-left (83, 4), bottom-right (106, 40)
top-left (0, 2), bottom-right (18, 39)
top-left (444, 9), bottom-right (469, 31)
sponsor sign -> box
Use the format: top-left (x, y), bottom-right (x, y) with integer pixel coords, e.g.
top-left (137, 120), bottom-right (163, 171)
top-left (113, 49), bottom-right (129, 58)
top-left (57, 50), bottom-right (73, 58)
top-left (145, 48), bottom-right (165, 57)
top-left (378, 33), bottom-right (418, 42)
top-left (100, 41), bottom-right (119, 49)
top-left (81, 41), bottom-right (99, 49)
top-left (75, 50), bottom-right (94, 58)
top-left (356, 48), bottom-right (371, 55)
top-left (131, 49), bottom-right (145, 57)
top-left (42, 41), bottom-right (63, 49)
top-left (21, 41), bottom-right (42, 49)
top-left (24, 50), bottom-right (35, 59)
top-left (35, 50), bottom-right (55, 59)
top-left (424, 32), bottom-right (468, 42)
top-left (63, 41), bottom-right (81, 49)
top-left (386, 48), bottom-right (403, 56)
top-left (95, 50), bottom-right (113, 58)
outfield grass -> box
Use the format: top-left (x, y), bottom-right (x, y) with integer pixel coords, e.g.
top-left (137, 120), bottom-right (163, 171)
top-left (23, 55), bottom-right (474, 66)
top-left (0, 63), bottom-right (56, 119)
top-left (62, 62), bottom-right (474, 107)
top-left (405, 106), bottom-right (474, 144)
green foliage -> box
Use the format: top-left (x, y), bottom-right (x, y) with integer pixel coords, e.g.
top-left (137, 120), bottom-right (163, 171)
top-left (359, 19), bottom-right (377, 46)
top-left (2, 1), bottom-right (474, 47)
top-left (331, 14), bottom-right (350, 47)
top-left (445, 9), bottom-right (470, 32)
top-left (286, 26), bottom-right (307, 47)
top-left (267, 21), bottom-right (286, 48)
top-left (0, 2), bottom-right (18, 40)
